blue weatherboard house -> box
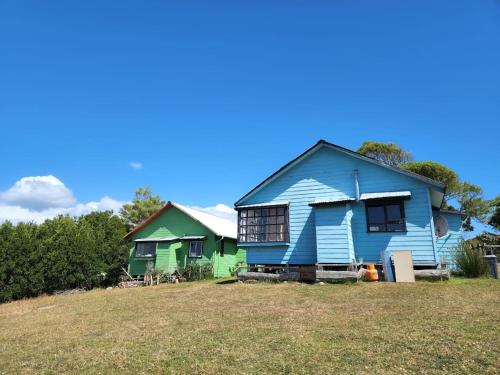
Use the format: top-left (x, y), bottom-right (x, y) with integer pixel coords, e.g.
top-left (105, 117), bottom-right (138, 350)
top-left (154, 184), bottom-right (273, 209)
top-left (234, 140), bottom-right (463, 273)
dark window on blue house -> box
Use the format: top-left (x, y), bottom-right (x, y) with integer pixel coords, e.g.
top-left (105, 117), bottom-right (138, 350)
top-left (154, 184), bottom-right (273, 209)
top-left (237, 206), bottom-right (289, 242)
top-left (366, 200), bottom-right (406, 232)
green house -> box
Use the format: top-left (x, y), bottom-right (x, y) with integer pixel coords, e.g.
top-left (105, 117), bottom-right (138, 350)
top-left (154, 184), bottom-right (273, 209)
top-left (125, 201), bottom-right (245, 278)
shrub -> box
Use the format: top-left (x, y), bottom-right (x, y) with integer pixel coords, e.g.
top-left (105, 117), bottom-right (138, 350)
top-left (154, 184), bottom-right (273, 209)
top-left (180, 262), bottom-right (213, 281)
top-left (454, 242), bottom-right (489, 278)
top-left (0, 211), bottom-right (129, 303)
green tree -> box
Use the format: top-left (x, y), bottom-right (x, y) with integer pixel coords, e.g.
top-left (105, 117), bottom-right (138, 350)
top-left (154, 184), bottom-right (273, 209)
top-left (457, 182), bottom-right (490, 231)
top-left (37, 216), bottom-right (100, 291)
top-left (357, 141), bottom-right (412, 167)
top-left (0, 221), bottom-right (43, 301)
top-left (0, 212), bottom-right (133, 303)
top-left (402, 162), bottom-right (489, 231)
top-left (78, 211), bottom-right (129, 285)
top-left (359, 140), bottom-right (494, 232)
top-left (401, 161), bottom-right (461, 200)
top-left (488, 196), bottom-right (500, 230)
top-left (119, 186), bottom-right (165, 228)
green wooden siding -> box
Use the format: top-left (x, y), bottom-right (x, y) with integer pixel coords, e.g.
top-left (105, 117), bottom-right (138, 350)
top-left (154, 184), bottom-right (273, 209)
top-left (128, 206), bottom-right (244, 277)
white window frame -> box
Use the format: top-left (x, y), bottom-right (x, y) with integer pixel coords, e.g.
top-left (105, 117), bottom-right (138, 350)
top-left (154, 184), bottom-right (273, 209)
top-left (188, 241), bottom-right (203, 258)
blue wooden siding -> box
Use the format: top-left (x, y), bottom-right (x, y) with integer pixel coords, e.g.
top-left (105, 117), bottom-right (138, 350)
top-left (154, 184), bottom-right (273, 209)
top-left (435, 212), bottom-right (463, 268)
top-left (314, 204), bottom-right (355, 263)
top-left (240, 145), bottom-right (441, 265)
top-left (350, 188), bottom-right (436, 264)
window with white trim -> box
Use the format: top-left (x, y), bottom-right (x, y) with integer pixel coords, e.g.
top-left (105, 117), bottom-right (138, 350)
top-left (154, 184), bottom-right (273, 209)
top-left (188, 241), bottom-right (203, 258)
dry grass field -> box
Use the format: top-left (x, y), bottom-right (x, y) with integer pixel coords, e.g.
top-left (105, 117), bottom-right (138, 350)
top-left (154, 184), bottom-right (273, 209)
top-left (0, 278), bottom-right (499, 374)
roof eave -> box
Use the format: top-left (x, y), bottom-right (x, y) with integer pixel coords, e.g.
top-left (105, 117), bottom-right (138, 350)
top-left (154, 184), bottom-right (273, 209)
top-left (170, 202), bottom-right (237, 240)
top-left (234, 139), bottom-right (445, 206)
top-left (124, 201), bottom-right (237, 241)
top-left (123, 203), bottom-right (173, 240)
top-left (234, 140), bottom-right (324, 206)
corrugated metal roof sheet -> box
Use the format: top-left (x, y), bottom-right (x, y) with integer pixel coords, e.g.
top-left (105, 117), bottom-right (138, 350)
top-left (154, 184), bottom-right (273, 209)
top-left (125, 201), bottom-right (237, 240)
top-left (180, 235), bottom-right (207, 240)
top-left (171, 202), bottom-right (236, 239)
top-left (134, 237), bottom-right (180, 242)
top-left (134, 235), bottom-right (208, 242)
top-left (359, 191), bottom-right (411, 200)
top-left (309, 198), bottom-right (355, 207)
top-left (236, 201), bottom-right (289, 209)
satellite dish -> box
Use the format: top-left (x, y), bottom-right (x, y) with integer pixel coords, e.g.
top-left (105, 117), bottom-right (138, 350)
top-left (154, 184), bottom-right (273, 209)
top-left (434, 215), bottom-right (449, 238)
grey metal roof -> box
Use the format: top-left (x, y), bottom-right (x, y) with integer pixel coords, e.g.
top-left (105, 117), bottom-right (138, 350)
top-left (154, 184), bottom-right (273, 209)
top-left (180, 235), bottom-right (207, 240)
top-left (134, 235), bottom-right (208, 242)
top-left (235, 201), bottom-right (289, 209)
top-left (134, 237), bottom-right (180, 242)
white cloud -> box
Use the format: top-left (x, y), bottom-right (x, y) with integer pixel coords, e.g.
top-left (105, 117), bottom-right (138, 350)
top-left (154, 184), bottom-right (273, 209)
top-left (190, 203), bottom-right (237, 223)
top-left (0, 176), bottom-right (126, 224)
top-left (0, 197), bottom-right (126, 225)
top-left (0, 175), bottom-right (76, 210)
top-left (0, 176), bottom-right (237, 227)
top-left (129, 162), bottom-right (143, 170)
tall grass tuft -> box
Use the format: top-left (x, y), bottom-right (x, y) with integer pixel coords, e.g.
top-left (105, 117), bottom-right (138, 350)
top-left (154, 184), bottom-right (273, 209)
top-left (454, 242), bottom-right (489, 278)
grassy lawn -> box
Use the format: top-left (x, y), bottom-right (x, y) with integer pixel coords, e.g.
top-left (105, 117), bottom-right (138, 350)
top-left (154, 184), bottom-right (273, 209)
top-left (0, 279), bottom-right (499, 374)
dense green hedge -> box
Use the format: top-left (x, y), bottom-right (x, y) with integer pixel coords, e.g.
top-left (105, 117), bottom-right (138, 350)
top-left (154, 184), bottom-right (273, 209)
top-left (0, 212), bottom-right (128, 303)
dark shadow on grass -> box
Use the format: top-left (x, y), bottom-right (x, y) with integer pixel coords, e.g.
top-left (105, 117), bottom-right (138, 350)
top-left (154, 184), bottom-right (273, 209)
top-left (215, 279), bottom-right (239, 285)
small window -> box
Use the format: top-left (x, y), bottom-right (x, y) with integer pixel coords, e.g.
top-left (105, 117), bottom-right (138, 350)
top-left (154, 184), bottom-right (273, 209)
top-left (135, 242), bottom-right (157, 257)
top-left (366, 200), bottom-right (406, 232)
top-left (188, 241), bottom-right (203, 258)
top-left (220, 240), bottom-right (225, 257)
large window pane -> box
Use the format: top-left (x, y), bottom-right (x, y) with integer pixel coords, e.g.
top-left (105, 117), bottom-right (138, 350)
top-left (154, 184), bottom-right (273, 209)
top-left (188, 241), bottom-right (203, 258)
top-left (135, 242), bottom-right (156, 257)
top-left (367, 206), bottom-right (385, 224)
top-left (366, 201), bottom-right (406, 232)
top-left (237, 206), bottom-right (289, 242)
top-left (386, 204), bottom-right (402, 222)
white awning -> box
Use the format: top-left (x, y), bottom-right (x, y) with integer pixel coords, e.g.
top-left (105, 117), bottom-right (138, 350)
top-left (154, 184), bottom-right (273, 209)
top-left (180, 235), bottom-right (207, 240)
top-left (134, 237), bottom-right (180, 242)
top-left (236, 201), bottom-right (289, 209)
top-left (359, 191), bottom-right (411, 200)
top-left (134, 236), bottom-right (207, 242)
top-left (309, 197), bottom-right (355, 207)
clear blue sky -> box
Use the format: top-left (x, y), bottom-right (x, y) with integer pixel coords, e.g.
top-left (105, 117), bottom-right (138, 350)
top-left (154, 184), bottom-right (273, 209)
top-left (0, 1), bottom-right (499, 225)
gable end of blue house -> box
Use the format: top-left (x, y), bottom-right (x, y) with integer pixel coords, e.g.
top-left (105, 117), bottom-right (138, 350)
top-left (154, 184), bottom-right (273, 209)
top-left (235, 140), bottom-right (463, 268)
